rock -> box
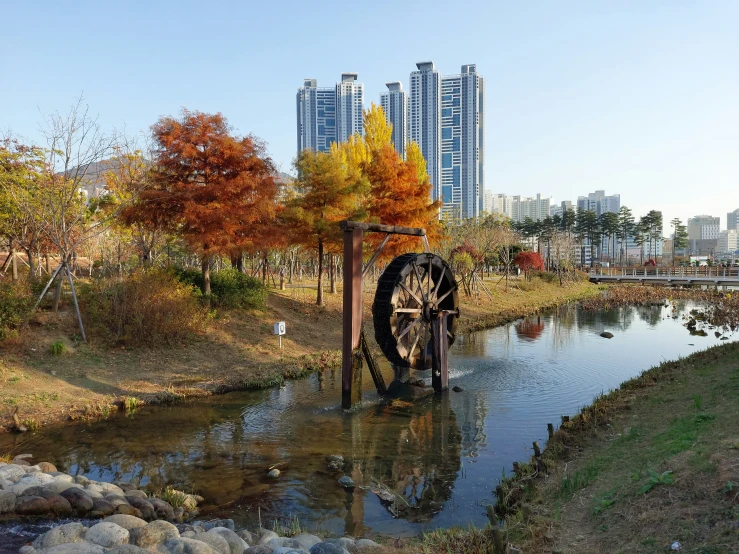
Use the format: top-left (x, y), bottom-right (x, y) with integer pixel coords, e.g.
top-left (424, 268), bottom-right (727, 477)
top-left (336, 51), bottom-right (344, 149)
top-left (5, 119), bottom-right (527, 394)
top-left (75, 475), bottom-right (91, 486)
top-left (114, 481), bottom-right (138, 492)
top-left (159, 537), bottom-right (220, 554)
top-left (268, 468), bottom-right (280, 479)
top-left (244, 547), bottom-right (272, 554)
top-left (47, 480), bottom-right (81, 494)
top-left (104, 514), bottom-right (148, 530)
top-left (32, 522), bottom-right (86, 548)
top-left (600, 331), bottom-right (614, 339)
top-left (0, 464), bottom-right (26, 482)
top-left (310, 543), bottom-right (344, 554)
top-left (98, 482), bottom-right (126, 496)
top-left (208, 527), bottom-right (247, 554)
top-left (15, 495), bottom-right (51, 515)
top-left (338, 476), bottom-right (356, 489)
top-left (85, 488), bottom-right (105, 499)
top-left (0, 476), bottom-right (13, 490)
top-left (355, 539), bottom-right (381, 549)
top-left (126, 495), bottom-right (155, 520)
top-left (36, 543), bottom-right (105, 554)
top-left (91, 497), bottom-right (116, 516)
top-left (336, 538), bottom-right (354, 550)
top-left (151, 497), bottom-right (176, 520)
top-left (237, 529), bottom-right (253, 545)
top-left (60, 487), bottom-right (94, 515)
top-left (192, 532), bottom-right (231, 554)
top-left (452, 386), bottom-right (464, 392)
top-left (47, 494), bottom-right (75, 517)
top-left (50, 473), bottom-right (75, 483)
top-left (108, 547), bottom-right (151, 554)
top-left (174, 506), bottom-right (185, 521)
top-left (126, 489), bottom-right (148, 499)
top-left (85, 522), bottom-right (130, 547)
top-left (115, 503), bottom-right (141, 516)
top-left (293, 534), bottom-right (322, 550)
top-left (19, 547), bottom-right (37, 554)
top-left (18, 472), bottom-right (54, 486)
top-left (202, 519), bottom-right (236, 531)
top-left (0, 490), bottom-right (16, 513)
top-left (273, 549), bottom-right (307, 554)
top-left (256, 530), bottom-right (279, 545)
top-left (268, 538), bottom-right (308, 550)
top-left (13, 456), bottom-right (31, 465)
top-left (37, 461), bottom-right (58, 472)
top-left (105, 494), bottom-right (131, 508)
top-left (130, 519), bottom-right (180, 547)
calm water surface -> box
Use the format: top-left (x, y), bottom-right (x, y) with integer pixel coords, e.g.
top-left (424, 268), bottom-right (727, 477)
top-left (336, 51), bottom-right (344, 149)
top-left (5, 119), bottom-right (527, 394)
top-left (1, 302), bottom-right (735, 542)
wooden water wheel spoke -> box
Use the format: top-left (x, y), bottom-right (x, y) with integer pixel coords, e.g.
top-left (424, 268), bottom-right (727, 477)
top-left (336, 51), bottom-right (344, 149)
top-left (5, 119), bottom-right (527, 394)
top-left (373, 253), bottom-right (460, 370)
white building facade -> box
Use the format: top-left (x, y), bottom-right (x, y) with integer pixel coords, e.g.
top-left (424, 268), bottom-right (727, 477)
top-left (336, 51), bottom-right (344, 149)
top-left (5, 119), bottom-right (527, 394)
top-left (511, 194), bottom-right (551, 222)
top-left (727, 208), bottom-right (739, 231)
top-left (577, 190), bottom-right (620, 217)
top-left (718, 230), bottom-right (738, 254)
top-left (687, 215), bottom-right (720, 240)
top-left (380, 82), bottom-right (408, 159)
top-left (483, 192), bottom-right (513, 219)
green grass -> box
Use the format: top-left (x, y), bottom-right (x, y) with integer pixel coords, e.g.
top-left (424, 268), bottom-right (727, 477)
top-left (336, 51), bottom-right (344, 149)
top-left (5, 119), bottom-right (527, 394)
top-left (49, 340), bottom-right (66, 356)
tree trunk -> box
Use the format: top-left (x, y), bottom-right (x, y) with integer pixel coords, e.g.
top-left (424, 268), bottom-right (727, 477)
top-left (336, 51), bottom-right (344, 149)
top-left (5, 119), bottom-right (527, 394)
top-left (316, 240), bottom-right (324, 306)
top-left (201, 255), bottom-right (211, 295)
top-left (329, 254), bottom-right (336, 294)
top-left (10, 249), bottom-right (18, 281)
top-left (52, 264), bottom-right (64, 312)
top-left (262, 254), bottom-right (268, 285)
top-left (23, 249), bottom-right (35, 282)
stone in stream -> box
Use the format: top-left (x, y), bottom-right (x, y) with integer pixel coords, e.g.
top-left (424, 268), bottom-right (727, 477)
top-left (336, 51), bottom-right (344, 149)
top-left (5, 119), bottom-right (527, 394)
top-left (60, 487), bottom-right (94, 515)
top-left (104, 514), bottom-right (148, 530)
top-left (126, 495), bottom-right (156, 520)
top-left (160, 537), bottom-right (220, 554)
top-left (309, 543), bottom-right (346, 554)
top-left (600, 331), bottom-right (614, 339)
top-left (107, 547), bottom-right (150, 554)
top-left (32, 522), bottom-right (87, 549)
top-left (0, 489), bottom-right (16, 513)
top-left (90, 497), bottom-right (116, 517)
top-left (268, 468), bottom-right (281, 479)
top-left (126, 489), bottom-right (148, 499)
top-left (115, 503), bottom-right (142, 517)
top-left (325, 455), bottom-right (345, 471)
top-left (130, 519), bottom-right (180, 547)
top-left (208, 527), bottom-right (248, 554)
top-left (46, 494), bottom-right (75, 517)
top-left (355, 539), bottom-right (381, 549)
top-left (338, 476), bottom-right (356, 489)
top-left (452, 386), bottom-right (464, 392)
top-left (244, 547), bottom-right (273, 554)
top-left (237, 529), bottom-right (253, 545)
top-left (150, 497), bottom-right (176, 520)
top-left (256, 529), bottom-right (279, 545)
top-left (18, 472), bottom-right (55, 486)
top-left (37, 461), bottom-right (58, 472)
top-left (104, 494), bottom-right (131, 508)
top-left (0, 476), bottom-right (13, 490)
top-left (85, 521), bottom-right (130, 547)
top-left (30, 542), bottom-right (105, 553)
top-left (192, 531), bottom-right (231, 553)
top-left (202, 518), bottom-right (236, 531)
top-left (0, 463), bottom-right (26, 482)
top-left (293, 534), bottom-right (322, 550)
top-left (268, 537), bottom-right (308, 551)
top-left (47, 480), bottom-right (82, 494)
top-left (15, 495), bottom-right (51, 515)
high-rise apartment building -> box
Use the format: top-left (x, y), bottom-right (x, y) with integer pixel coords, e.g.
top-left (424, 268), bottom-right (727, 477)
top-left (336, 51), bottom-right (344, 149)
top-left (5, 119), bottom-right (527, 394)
top-left (440, 64), bottom-right (484, 220)
top-left (483, 192), bottom-right (513, 219)
top-left (727, 208), bottom-right (739, 231)
top-left (511, 194), bottom-right (551, 222)
top-left (409, 62), bottom-right (441, 203)
top-left (335, 73), bottom-right (364, 143)
top-left (380, 82), bottom-right (408, 159)
top-left (296, 74), bottom-right (363, 155)
top-left (718, 230), bottom-right (738, 254)
top-left (550, 200), bottom-right (574, 218)
top-left (577, 190), bottom-right (620, 216)
top-left (687, 215), bottom-right (720, 240)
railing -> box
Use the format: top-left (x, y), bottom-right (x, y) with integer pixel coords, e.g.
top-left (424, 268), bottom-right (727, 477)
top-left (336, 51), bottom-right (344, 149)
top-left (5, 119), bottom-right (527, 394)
top-left (589, 266), bottom-right (739, 279)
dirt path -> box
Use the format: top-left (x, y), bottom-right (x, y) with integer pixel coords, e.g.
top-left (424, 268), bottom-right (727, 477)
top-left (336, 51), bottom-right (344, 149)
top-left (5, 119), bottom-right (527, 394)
top-left (0, 277), bottom-right (598, 433)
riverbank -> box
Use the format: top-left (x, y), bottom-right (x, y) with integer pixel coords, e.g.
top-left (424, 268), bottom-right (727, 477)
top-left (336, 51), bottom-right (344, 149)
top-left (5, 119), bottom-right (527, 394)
top-left (0, 277), bottom-right (599, 433)
top-left (496, 340), bottom-right (739, 553)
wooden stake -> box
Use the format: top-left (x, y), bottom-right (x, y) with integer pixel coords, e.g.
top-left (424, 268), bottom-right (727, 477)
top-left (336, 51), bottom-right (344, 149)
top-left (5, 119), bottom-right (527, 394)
top-left (547, 423), bottom-right (554, 439)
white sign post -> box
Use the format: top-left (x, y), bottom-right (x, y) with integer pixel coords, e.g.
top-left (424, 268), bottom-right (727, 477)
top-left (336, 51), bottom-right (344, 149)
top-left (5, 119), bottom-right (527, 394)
top-left (273, 321), bottom-right (286, 349)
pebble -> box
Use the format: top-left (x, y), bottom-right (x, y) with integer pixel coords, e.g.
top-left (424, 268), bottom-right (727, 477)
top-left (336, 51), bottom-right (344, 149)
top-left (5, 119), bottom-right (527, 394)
top-left (268, 468), bottom-right (281, 479)
top-left (338, 476), bottom-right (356, 489)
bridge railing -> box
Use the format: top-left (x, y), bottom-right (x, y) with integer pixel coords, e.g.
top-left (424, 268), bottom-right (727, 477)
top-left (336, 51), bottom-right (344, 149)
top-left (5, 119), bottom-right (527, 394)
top-left (589, 266), bottom-right (739, 279)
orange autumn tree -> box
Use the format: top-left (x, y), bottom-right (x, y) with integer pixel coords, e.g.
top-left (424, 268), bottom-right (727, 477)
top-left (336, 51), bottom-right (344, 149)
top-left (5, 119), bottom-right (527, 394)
top-left (124, 109), bottom-right (277, 294)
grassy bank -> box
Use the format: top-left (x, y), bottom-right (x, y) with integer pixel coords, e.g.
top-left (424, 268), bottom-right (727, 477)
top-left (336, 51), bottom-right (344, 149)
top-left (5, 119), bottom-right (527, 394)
top-left (494, 340), bottom-right (739, 554)
top-left (0, 276), bottom-right (598, 433)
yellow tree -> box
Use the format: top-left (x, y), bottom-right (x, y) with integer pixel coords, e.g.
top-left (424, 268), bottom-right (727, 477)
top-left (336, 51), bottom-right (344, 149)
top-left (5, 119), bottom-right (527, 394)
top-left (362, 103), bottom-right (393, 153)
top-left (406, 141), bottom-right (428, 185)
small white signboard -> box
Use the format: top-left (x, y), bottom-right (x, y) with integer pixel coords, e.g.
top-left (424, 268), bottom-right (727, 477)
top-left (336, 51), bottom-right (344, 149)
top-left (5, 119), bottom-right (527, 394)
top-left (274, 321), bottom-right (286, 348)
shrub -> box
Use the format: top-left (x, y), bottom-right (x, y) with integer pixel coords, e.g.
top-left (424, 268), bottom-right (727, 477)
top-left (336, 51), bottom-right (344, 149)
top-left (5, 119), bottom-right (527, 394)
top-left (49, 340), bottom-right (66, 356)
top-left (172, 267), bottom-right (266, 310)
top-left (79, 269), bottom-right (210, 346)
top-left (0, 280), bottom-right (33, 341)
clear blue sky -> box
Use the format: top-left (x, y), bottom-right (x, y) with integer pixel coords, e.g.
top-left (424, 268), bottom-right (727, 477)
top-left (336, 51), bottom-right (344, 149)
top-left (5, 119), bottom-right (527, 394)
top-left (3, 0), bottom-right (738, 232)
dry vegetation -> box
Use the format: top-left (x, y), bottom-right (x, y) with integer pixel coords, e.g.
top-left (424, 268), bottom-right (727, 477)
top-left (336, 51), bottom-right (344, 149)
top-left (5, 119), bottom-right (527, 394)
top-left (0, 276), bottom-right (597, 433)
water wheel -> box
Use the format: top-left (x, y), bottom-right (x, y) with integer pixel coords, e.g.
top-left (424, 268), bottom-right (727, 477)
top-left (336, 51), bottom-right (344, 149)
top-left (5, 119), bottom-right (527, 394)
top-left (372, 253), bottom-right (460, 370)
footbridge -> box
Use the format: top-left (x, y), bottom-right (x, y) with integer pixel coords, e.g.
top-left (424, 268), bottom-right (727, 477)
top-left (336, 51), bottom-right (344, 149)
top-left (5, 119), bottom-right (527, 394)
top-left (589, 266), bottom-right (739, 287)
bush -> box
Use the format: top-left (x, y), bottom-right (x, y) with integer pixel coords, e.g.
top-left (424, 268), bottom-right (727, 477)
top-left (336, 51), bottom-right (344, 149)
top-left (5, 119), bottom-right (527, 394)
top-left (0, 280), bottom-right (33, 341)
top-left (172, 267), bottom-right (266, 310)
top-left (79, 269), bottom-right (210, 346)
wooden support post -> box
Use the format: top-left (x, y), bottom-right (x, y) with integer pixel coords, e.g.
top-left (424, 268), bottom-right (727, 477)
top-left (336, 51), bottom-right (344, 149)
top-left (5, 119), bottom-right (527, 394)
top-left (431, 312), bottom-right (449, 392)
top-left (532, 441), bottom-right (541, 457)
top-left (360, 329), bottom-right (386, 395)
top-left (547, 423), bottom-right (554, 439)
top-left (342, 227), bottom-right (363, 410)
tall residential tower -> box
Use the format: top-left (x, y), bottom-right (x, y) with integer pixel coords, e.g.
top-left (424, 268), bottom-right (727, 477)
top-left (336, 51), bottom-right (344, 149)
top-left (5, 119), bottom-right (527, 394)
top-left (296, 74), bottom-right (364, 155)
top-left (409, 62), bottom-right (441, 203)
top-left (380, 82), bottom-right (408, 159)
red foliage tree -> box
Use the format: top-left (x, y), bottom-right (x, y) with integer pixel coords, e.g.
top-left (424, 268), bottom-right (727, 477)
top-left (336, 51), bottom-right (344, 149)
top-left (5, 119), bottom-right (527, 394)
top-left (513, 251), bottom-right (544, 279)
top-left (123, 110), bottom-right (278, 294)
